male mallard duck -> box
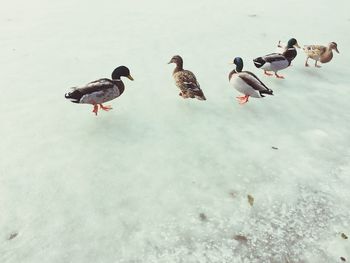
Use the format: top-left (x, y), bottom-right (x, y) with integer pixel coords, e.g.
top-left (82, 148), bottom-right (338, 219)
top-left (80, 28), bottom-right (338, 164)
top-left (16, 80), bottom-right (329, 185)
top-left (253, 38), bottom-right (300, 79)
top-left (229, 57), bottom-right (273, 104)
top-left (65, 66), bottom-right (134, 115)
top-left (168, 55), bottom-right (206, 101)
top-left (303, 42), bottom-right (339, 67)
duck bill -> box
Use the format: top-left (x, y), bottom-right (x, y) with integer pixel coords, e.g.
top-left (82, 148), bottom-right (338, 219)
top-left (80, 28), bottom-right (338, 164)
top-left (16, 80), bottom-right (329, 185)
top-left (294, 43), bottom-right (301, 48)
top-left (127, 75), bottom-right (134, 81)
top-left (335, 47), bottom-right (340, 53)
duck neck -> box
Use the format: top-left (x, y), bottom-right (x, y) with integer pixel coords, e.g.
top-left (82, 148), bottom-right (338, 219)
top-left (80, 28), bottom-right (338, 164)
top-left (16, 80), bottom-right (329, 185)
top-left (327, 44), bottom-right (335, 54)
top-left (235, 64), bottom-right (243, 73)
top-left (283, 48), bottom-right (297, 62)
top-left (229, 69), bottom-right (237, 80)
top-left (112, 73), bottom-right (122, 80)
top-left (287, 42), bottom-right (294, 49)
top-left (173, 61), bottom-right (183, 74)
top-left (112, 79), bottom-right (124, 93)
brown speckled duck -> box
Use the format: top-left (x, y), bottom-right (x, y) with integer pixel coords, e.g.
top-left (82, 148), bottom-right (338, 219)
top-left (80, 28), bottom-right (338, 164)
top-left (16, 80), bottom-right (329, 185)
top-left (303, 42), bottom-right (339, 67)
top-left (65, 66), bottom-right (134, 115)
top-left (168, 55), bottom-right (206, 101)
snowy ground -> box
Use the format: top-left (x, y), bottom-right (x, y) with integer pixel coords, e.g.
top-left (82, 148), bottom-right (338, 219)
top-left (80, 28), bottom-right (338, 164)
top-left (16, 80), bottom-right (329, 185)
top-left (1, 0), bottom-right (350, 262)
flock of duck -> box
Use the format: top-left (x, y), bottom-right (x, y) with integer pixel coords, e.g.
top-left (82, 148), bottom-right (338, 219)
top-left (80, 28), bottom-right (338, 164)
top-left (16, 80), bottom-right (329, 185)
top-left (65, 39), bottom-right (339, 115)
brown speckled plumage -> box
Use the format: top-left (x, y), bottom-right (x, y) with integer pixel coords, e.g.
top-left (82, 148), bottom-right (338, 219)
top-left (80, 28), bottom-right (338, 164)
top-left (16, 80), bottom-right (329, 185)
top-left (168, 55), bottom-right (206, 101)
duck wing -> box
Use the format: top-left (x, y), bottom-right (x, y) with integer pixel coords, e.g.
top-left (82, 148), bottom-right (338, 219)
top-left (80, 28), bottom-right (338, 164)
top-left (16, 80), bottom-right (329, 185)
top-left (175, 70), bottom-right (206, 100)
top-left (303, 45), bottom-right (326, 57)
top-left (76, 78), bottom-right (116, 95)
top-left (239, 71), bottom-right (273, 95)
top-left (186, 85), bottom-right (206, 100)
top-left (254, 53), bottom-right (288, 68)
top-left (262, 53), bottom-right (287, 63)
top-left (176, 70), bottom-right (200, 89)
top-left (65, 78), bottom-right (118, 103)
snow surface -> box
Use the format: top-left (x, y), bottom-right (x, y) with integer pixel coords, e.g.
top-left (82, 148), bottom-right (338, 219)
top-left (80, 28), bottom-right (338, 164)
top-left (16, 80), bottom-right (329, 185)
top-left (1, 0), bottom-right (350, 262)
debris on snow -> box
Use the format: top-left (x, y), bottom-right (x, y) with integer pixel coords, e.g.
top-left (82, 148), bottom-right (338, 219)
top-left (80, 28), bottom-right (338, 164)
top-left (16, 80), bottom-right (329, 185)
top-left (248, 195), bottom-right (254, 206)
top-left (8, 232), bottom-right (18, 241)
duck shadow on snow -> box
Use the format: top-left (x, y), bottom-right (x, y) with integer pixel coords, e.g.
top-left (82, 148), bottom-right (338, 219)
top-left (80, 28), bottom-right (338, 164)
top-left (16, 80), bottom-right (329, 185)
top-left (293, 67), bottom-right (337, 84)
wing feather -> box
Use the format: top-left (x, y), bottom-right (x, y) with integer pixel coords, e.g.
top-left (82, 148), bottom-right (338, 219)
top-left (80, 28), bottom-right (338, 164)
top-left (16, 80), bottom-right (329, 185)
top-left (75, 78), bottom-right (115, 96)
top-left (238, 72), bottom-right (270, 92)
top-left (262, 53), bottom-right (287, 63)
top-left (303, 45), bottom-right (326, 57)
top-left (177, 70), bottom-right (199, 88)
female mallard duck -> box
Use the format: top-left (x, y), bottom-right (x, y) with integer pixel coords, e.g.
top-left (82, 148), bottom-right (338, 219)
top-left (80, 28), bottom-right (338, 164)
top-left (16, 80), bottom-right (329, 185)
top-left (168, 55), bottom-right (206, 101)
top-left (253, 38), bottom-right (300, 79)
top-left (65, 66), bottom-right (134, 115)
top-left (229, 57), bottom-right (273, 104)
top-left (303, 42), bottom-right (339, 67)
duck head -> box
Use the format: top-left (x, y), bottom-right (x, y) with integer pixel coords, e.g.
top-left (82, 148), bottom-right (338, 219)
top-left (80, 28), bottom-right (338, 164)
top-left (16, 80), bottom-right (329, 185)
top-left (329, 42), bottom-right (339, 53)
top-left (112, 66), bottom-right (134, 80)
top-left (287, 38), bottom-right (301, 49)
top-left (231, 57), bottom-right (244, 72)
top-left (168, 55), bottom-right (183, 65)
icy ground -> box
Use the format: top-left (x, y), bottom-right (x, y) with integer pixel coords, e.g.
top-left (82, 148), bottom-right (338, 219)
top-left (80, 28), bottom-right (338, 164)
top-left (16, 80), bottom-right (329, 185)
top-left (1, 0), bottom-right (350, 262)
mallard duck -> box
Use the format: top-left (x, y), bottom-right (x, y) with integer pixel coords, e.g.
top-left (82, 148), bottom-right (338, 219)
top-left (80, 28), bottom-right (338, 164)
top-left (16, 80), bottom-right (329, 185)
top-left (168, 55), bottom-right (206, 101)
top-left (229, 57), bottom-right (273, 104)
top-left (253, 38), bottom-right (300, 79)
top-left (303, 42), bottom-right (339, 67)
top-left (65, 66), bottom-right (134, 115)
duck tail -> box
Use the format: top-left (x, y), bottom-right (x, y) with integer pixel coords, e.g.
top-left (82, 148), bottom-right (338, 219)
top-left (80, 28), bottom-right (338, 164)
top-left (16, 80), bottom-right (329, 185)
top-left (195, 90), bottom-right (207, 101)
top-left (260, 89), bottom-right (273, 97)
top-left (65, 89), bottom-right (82, 103)
top-left (196, 94), bottom-right (207, 101)
top-left (253, 57), bottom-right (265, 68)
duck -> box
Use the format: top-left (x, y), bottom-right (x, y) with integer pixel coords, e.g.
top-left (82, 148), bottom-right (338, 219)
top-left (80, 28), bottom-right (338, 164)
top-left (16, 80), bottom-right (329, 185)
top-left (168, 55), bottom-right (206, 101)
top-left (229, 57), bottom-right (273, 104)
top-left (303, 42), bottom-right (339, 67)
top-left (253, 38), bottom-right (300, 79)
top-left (65, 66), bottom-right (134, 115)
